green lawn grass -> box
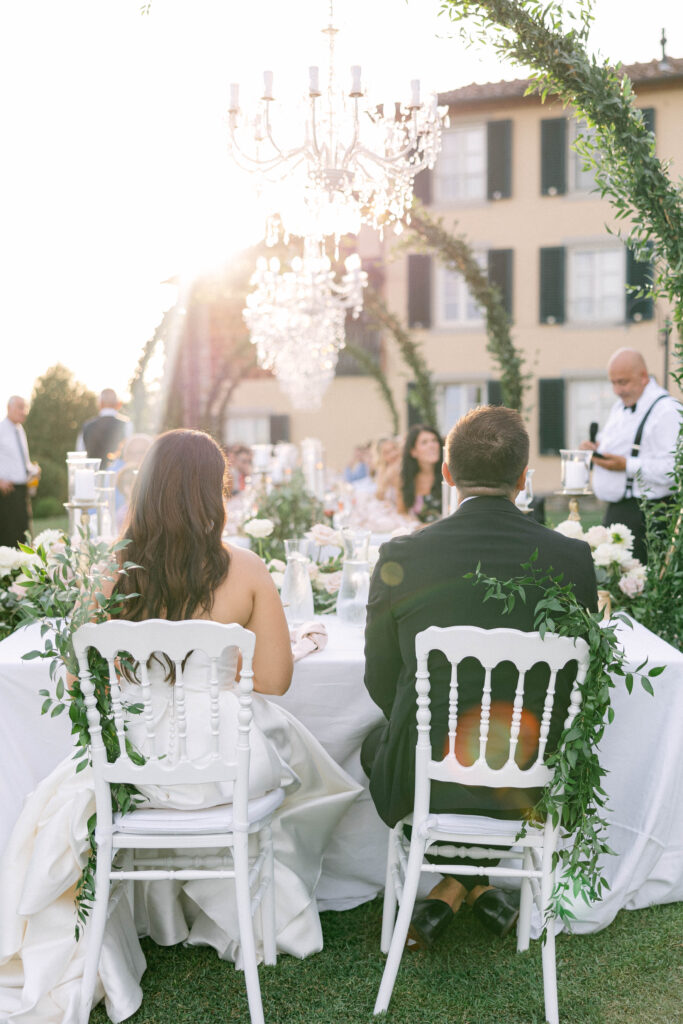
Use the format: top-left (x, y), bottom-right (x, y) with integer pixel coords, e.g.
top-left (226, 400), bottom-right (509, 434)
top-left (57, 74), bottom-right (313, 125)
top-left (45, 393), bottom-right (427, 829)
top-left (89, 898), bottom-right (682, 1024)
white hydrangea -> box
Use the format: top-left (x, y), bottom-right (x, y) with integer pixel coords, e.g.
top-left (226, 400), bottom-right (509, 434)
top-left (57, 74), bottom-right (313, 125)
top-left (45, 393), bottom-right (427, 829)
top-left (321, 570), bottom-right (343, 595)
top-left (242, 517), bottom-right (274, 539)
top-left (584, 525), bottom-right (612, 549)
top-left (0, 546), bottom-right (26, 577)
top-left (593, 542), bottom-right (632, 568)
top-left (554, 520), bottom-right (586, 541)
top-left (307, 562), bottom-right (320, 582)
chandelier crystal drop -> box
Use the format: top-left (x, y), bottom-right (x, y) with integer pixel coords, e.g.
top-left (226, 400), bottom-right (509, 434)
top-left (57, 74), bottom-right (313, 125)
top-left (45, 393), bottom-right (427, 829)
top-left (243, 239), bottom-right (368, 410)
top-left (228, 1), bottom-right (448, 244)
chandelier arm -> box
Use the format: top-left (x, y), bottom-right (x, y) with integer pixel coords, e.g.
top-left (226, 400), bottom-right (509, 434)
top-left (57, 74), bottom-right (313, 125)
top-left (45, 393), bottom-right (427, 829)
top-left (308, 97), bottom-right (324, 161)
top-left (228, 135), bottom-right (310, 175)
top-left (353, 140), bottom-right (434, 172)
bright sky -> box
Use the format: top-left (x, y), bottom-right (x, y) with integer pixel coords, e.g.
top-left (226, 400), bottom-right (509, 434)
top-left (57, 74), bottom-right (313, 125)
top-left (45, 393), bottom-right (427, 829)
top-left (1, 0), bottom-right (680, 409)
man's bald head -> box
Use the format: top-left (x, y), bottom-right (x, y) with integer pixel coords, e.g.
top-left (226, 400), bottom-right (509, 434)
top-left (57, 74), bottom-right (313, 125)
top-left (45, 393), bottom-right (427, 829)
top-left (607, 348), bottom-right (649, 407)
top-left (7, 396), bottom-right (27, 424)
top-left (99, 389), bottom-right (119, 410)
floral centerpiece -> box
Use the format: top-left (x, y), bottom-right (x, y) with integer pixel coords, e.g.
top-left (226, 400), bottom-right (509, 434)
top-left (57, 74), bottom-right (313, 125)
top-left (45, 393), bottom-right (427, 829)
top-left (554, 520), bottom-right (646, 609)
top-left (0, 530), bottom-right (67, 640)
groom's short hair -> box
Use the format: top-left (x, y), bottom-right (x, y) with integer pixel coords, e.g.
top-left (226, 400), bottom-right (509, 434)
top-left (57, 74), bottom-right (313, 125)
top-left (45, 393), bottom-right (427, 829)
top-left (445, 406), bottom-right (529, 490)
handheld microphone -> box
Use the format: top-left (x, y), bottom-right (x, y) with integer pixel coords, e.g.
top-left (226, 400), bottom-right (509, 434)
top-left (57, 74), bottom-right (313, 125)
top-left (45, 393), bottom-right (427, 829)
top-left (589, 422), bottom-right (598, 444)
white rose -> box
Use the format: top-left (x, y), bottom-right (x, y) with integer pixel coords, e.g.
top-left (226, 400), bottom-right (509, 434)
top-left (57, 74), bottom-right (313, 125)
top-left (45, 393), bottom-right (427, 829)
top-left (618, 571), bottom-right (645, 598)
top-left (270, 571), bottom-right (285, 590)
top-left (584, 525), bottom-right (612, 549)
top-left (243, 518), bottom-right (275, 539)
top-left (554, 520), bottom-right (585, 541)
top-left (593, 542), bottom-right (627, 567)
top-left (608, 523), bottom-right (634, 551)
top-left (307, 562), bottom-right (320, 581)
top-left (0, 546), bottom-right (24, 577)
top-left (321, 570), bottom-right (343, 595)
top-left (308, 523), bottom-right (342, 548)
top-left (368, 545), bottom-right (380, 568)
top-left (268, 558), bottom-right (286, 573)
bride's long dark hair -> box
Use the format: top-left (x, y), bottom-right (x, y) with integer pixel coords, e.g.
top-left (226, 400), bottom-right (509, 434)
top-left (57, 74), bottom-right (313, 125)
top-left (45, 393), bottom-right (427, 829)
top-left (114, 429), bottom-right (230, 621)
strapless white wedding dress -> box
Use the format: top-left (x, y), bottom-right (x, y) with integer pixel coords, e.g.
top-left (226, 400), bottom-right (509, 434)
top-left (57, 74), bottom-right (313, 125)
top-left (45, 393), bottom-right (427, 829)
top-left (0, 650), bottom-right (361, 1023)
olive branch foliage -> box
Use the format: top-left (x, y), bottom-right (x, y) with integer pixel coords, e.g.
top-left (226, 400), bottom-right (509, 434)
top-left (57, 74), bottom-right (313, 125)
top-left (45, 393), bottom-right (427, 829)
top-left (17, 528), bottom-right (144, 938)
top-left (466, 551), bottom-right (664, 926)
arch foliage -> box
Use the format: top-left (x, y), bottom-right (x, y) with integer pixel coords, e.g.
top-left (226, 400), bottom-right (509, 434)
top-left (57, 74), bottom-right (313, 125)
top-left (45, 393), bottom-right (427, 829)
top-left (406, 203), bottom-right (528, 411)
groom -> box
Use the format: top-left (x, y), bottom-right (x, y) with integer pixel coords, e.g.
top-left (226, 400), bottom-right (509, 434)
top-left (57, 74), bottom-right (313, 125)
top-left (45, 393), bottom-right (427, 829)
top-left (362, 405), bottom-right (598, 946)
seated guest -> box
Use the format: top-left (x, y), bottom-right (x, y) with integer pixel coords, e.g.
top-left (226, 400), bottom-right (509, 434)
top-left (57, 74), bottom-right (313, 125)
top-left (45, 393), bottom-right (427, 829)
top-left (397, 424), bottom-right (442, 523)
top-left (343, 442), bottom-right (372, 484)
top-left (362, 406), bottom-right (598, 948)
top-left (373, 437), bottom-right (401, 506)
top-left (227, 443), bottom-right (253, 494)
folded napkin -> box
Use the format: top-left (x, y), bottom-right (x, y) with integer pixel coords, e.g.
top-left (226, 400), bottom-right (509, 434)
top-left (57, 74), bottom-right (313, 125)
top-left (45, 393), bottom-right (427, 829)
top-left (290, 621), bottom-right (328, 662)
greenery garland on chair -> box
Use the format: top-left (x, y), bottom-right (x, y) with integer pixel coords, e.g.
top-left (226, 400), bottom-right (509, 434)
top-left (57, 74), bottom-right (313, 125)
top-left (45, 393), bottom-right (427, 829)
top-left (405, 202), bottom-right (529, 412)
top-left (467, 551), bottom-right (663, 926)
top-left (17, 531), bottom-right (143, 937)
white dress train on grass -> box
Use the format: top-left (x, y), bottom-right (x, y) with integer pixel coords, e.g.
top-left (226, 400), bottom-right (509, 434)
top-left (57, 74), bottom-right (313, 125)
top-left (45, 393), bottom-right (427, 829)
top-left (0, 650), bottom-right (361, 1023)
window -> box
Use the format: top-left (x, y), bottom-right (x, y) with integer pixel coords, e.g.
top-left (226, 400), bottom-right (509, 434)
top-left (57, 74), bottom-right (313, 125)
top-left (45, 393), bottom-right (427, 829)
top-left (224, 413), bottom-right (271, 446)
top-left (566, 378), bottom-right (616, 450)
top-left (436, 381), bottom-right (502, 436)
top-left (543, 110), bottom-right (653, 197)
top-left (568, 246), bottom-right (625, 324)
top-left (435, 125), bottom-right (486, 202)
top-left (569, 119), bottom-right (598, 193)
top-left (436, 256), bottom-right (486, 327)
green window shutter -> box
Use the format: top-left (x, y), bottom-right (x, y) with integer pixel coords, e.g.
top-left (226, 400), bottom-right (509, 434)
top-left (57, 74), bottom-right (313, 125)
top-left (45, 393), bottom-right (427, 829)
top-left (407, 254), bottom-right (432, 328)
top-left (413, 168), bottom-right (432, 205)
top-left (487, 249), bottom-right (513, 318)
top-left (269, 415), bottom-right (290, 443)
top-left (641, 107), bottom-right (656, 136)
top-left (487, 120), bottom-right (512, 200)
top-left (539, 247), bottom-right (565, 324)
top-left (541, 118), bottom-right (567, 195)
top-left (487, 380), bottom-right (504, 406)
top-left (626, 246), bottom-right (654, 322)
top-left (539, 379), bottom-right (566, 455)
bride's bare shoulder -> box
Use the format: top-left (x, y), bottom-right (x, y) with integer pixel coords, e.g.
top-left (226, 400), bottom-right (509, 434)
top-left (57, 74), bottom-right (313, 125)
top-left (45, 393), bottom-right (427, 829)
top-left (224, 543), bottom-right (269, 579)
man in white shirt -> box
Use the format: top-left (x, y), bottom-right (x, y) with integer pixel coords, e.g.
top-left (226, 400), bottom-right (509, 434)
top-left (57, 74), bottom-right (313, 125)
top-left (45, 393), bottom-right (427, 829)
top-left (581, 348), bottom-right (681, 563)
top-left (0, 396), bottom-right (39, 547)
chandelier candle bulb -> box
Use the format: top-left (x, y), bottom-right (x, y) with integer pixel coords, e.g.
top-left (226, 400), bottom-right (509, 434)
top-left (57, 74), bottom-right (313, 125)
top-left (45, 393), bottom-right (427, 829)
top-left (350, 65), bottom-right (362, 97)
top-left (410, 79), bottom-right (420, 108)
top-left (263, 71), bottom-right (274, 101)
top-left (309, 66), bottom-right (320, 96)
top-left (229, 83), bottom-right (239, 112)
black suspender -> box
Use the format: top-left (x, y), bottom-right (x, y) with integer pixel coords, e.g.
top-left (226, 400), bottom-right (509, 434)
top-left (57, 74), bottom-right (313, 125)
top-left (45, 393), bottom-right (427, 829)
top-left (623, 395), bottom-right (668, 499)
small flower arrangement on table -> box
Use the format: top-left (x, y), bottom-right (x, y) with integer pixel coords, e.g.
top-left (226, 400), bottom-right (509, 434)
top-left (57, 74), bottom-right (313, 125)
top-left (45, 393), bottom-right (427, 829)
top-left (0, 530), bottom-right (68, 640)
top-left (554, 520), bottom-right (646, 609)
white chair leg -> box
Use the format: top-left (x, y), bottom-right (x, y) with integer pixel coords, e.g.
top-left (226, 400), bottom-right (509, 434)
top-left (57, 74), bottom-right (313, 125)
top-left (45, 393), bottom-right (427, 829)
top-left (374, 838), bottom-right (425, 1015)
top-left (233, 831), bottom-right (265, 1024)
top-left (517, 850), bottom-right (533, 953)
top-left (260, 824), bottom-right (277, 967)
top-left (380, 827), bottom-right (399, 955)
top-left (540, 834), bottom-right (559, 1024)
top-left (78, 841), bottom-right (112, 1024)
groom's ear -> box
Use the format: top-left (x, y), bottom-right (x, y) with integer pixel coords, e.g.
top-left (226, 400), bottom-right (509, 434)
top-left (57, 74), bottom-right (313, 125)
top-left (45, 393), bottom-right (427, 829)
top-left (442, 461), bottom-right (455, 487)
top-left (514, 466), bottom-right (529, 493)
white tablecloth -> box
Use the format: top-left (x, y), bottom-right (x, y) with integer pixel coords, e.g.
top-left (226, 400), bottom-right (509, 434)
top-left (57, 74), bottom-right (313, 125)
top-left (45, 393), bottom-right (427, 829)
top-left (1, 615), bottom-right (681, 928)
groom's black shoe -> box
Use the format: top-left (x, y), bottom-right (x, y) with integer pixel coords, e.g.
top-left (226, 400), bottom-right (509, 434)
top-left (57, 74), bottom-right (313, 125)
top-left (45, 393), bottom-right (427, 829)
top-left (471, 889), bottom-right (520, 938)
top-left (407, 898), bottom-right (455, 950)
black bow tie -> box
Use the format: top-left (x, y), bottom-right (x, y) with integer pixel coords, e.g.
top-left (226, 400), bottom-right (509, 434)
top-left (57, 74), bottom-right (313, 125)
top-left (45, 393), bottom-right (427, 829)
top-left (625, 404), bottom-right (637, 413)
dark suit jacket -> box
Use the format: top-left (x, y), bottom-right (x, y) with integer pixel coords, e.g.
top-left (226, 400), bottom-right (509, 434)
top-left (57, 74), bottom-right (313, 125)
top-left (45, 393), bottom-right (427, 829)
top-left (362, 495), bottom-right (598, 828)
top-left (82, 413), bottom-right (129, 467)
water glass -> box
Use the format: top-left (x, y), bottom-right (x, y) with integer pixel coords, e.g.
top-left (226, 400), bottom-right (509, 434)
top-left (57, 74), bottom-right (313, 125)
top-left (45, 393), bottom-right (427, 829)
top-left (336, 559), bottom-right (370, 627)
top-left (281, 539), bottom-right (315, 626)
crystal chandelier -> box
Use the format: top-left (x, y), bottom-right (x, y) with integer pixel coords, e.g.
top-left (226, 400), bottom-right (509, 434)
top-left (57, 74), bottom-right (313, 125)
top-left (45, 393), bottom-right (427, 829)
top-left (228, 1), bottom-right (448, 244)
top-left (243, 239), bottom-right (367, 409)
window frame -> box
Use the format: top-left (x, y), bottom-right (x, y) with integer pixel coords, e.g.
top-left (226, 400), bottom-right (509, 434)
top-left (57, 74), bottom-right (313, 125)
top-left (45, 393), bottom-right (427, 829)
top-left (434, 123), bottom-right (487, 204)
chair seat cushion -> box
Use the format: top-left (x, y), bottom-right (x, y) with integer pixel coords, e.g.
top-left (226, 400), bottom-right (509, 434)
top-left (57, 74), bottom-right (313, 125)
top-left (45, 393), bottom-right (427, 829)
top-left (113, 787), bottom-right (286, 835)
top-left (422, 812), bottom-right (528, 840)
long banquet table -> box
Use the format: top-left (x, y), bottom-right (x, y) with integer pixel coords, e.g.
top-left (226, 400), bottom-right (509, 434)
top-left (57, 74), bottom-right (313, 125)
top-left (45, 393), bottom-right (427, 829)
top-left (1, 615), bottom-right (681, 930)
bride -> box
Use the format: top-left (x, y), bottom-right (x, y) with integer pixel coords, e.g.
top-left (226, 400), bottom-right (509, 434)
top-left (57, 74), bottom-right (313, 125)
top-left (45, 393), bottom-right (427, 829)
top-left (0, 429), bottom-right (360, 1024)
